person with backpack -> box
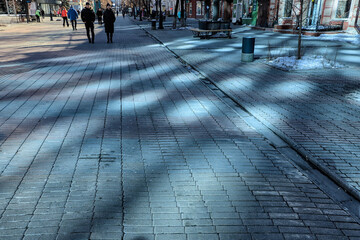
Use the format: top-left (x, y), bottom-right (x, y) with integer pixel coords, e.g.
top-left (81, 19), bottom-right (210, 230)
top-left (103, 3), bottom-right (116, 43)
top-left (67, 6), bottom-right (78, 30)
top-left (81, 2), bottom-right (96, 43)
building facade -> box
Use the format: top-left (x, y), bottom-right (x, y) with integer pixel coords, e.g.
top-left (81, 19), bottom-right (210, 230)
top-left (186, 0), bottom-right (359, 33)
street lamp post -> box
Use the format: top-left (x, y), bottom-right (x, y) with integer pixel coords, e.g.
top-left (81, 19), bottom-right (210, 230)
top-left (50, 4), bottom-right (53, 21)
top-left (26, 1), bottom-right (30, 23)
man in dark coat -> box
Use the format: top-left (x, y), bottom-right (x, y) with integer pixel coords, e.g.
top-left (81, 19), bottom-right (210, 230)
top-left (81, 2), bottom-right (96, 43)
top-left (96, 8), bottom-right (103, 25)
top-left (103, 3), bottom-right (116, 43)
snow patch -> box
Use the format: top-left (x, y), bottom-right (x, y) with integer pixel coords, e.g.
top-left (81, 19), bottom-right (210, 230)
top-left (306, 34), bottom-right (360, 46)
top-left (266, 55), bottom-right (345, 71)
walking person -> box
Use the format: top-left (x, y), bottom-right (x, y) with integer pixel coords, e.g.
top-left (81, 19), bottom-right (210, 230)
top-left (40, 9), bottom-right (45, 20)
top-left (67, 6), bottom-right (78, 30)
top-left (35, 9), bottom-right (41, 22)
top-left (103, 3), bottom-right (116, 43)
top-left (81, 2), bottom-right (96, 44)
top-left (61, 6), bottom-right (69, 27)
top-left (96, 8), bottom-right (103, 25)
top-left (122, 9), bottom-right (125, 18)
top-left (116, 9), bottom-right (119, 17)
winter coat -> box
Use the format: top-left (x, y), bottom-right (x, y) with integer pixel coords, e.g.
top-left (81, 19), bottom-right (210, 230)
top-left (67, 7), bottom-right (78, 21)
top-left (35, 10), bottom-right (41, 17)
top-left (81, 7), bottom-right (95, 25)
top-left (96, 9), bottom-right (103, 17)
top-left (103, 9), bottom-right (116, 33)
top-left (61, 9), bottom-right (68, 18)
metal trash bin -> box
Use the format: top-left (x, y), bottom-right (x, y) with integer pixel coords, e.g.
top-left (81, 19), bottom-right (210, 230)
top-left (241, 37), bottom-right (255, 62)
top-left (151, 20), bottom-right (156, 30)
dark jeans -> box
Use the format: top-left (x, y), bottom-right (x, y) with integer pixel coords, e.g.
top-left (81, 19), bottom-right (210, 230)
top-left (36, 15), bottom-right (40, 22)
top-left (98, 16), bottom-right (102, 25)
top-left (106, 32), bottom-right (113, 43)
top-left (85, 23), bottom-right (95, 43)
top-left (62, 17), bottom-right (69, 26)
top-left (71, 20), bottom-right (77, 30)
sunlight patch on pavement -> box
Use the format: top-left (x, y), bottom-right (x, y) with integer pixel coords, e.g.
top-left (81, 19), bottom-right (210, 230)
top-left (221, 76), bottom-right (254, 91)
top-left (171, 73), bottom-right (198, 83)
top-left (268, 80), bottom-right (312, 99)
top-left (177, 44), bottom-right (196, 49)
top-left (169, 101), bottom-right (199, 123)
top-left (121, 89), bottom-right (167, 112)
top-left (213, 47), bottom-right (236, 52)
top-left (45, 53), bottom-right (99, 63)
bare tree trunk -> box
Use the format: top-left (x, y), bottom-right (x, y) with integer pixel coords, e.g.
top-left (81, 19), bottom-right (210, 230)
top-left (257, 0), bottom-right (269, 27)
top-left (5, 0), bottom-right (10, 16)
top-left (223, 0), bottom-right (232, 21)
top-left (155, 0), bottom-right (158, 19)
top-left (212, 0), bottom-right (220, 20)
top-left (297, 0), bottom-right (303, 59)
top-left (159, 0), bottom-right (164, 28)
top-left (180, 0), bottom-right (185, 27)
top-left (12, 0), bottom-right (17, 20)
top-left (172, 0), bottom-right (179, 29)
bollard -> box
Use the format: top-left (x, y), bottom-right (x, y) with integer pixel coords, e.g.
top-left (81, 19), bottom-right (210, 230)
top-left (241, 37), bottom-right (255, 62)
top-left (151, 20), bottom-right (156, 30)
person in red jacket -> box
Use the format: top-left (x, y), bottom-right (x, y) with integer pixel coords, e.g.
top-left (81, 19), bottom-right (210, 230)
top-left (61, 6), bottom-right (69, 27)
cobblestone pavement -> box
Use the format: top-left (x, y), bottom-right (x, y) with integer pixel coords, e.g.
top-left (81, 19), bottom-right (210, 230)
top-left (144, 20), bottom-right (360, 197)
top-left (1, 17), bottom-right (360, 240)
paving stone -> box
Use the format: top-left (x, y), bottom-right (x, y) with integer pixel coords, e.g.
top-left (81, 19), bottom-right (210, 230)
top-left (155, 234), bottom-right (186, 240)
top-left (187, 233), bottom-right (219, 240)
top-left (251, 233), bottom-right (285, 240)
top-left (1, 17), bottom-right (360, 240)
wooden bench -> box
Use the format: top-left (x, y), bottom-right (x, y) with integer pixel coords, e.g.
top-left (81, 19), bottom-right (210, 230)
top-left (190, 28), bottom-right (232, 39)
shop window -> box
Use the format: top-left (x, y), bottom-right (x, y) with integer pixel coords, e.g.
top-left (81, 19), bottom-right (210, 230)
top-left (284, 0), bottom-right (292, 17)
top-left (242, 0), bottom-right (252, 18)
top-left (336, 0), bottom-right (352, 18)
top-left (196, 1), bottom-right (201, 15)
top-left (189, 4), bottom-right (192, 15)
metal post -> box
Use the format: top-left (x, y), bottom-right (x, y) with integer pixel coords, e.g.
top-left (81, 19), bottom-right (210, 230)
top-left (50, 4), bottom-right (53, 21)
top-left (26, 1), bottom-right (30, 23)
top-left (12, 0), bottom-right (18, 21)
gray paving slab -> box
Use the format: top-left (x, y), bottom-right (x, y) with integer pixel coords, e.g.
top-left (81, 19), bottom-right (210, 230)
top-left (1, 16), bottom-right (360, 240)
top-left (144, 16), bottom-right (360, 204)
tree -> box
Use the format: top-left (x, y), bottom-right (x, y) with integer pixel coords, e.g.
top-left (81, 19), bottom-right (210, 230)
top-left (292, 0), bottom-right (308, 59)
top-left (297, 0), bottom-right (304, 59)
top-left (223, 0), bottom-right (232, 21)
top-left (257, 0), bottom-right (269, 27)
top-left (172, 0), bottom-right (179, 29)
top-left (212, 0), bottom-right (219, 20)
top-left (61, 0), bottom-right (70, 8)
top-left (180, 0), bottom-right (185, 27)
top-left (158, 0), bottom-right (164, 29)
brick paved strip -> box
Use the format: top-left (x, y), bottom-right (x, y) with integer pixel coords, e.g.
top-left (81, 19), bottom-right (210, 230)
top-left (144, 23), bottom-right (360, 201)
top-left (1, 17), bottom-right (360, 240)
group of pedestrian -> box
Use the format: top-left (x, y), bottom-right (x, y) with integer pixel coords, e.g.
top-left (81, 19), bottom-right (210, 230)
top-left (35, 8), bottom-right (44, 22)
top-left (56, 6), bottom-right (79, 30)
top-left (80, 2), bottom-right (116, 44)
top-left (57, 3), bottom-right (116, 44)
